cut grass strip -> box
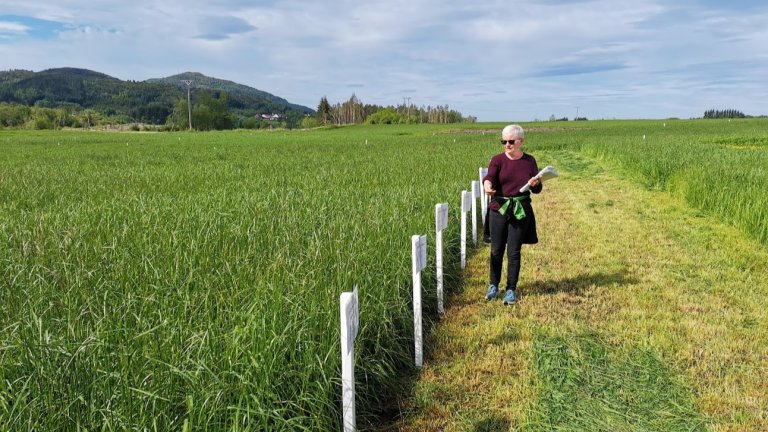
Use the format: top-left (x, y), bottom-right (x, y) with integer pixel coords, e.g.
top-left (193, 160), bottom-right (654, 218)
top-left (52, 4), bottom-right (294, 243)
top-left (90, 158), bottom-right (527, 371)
top-left (526, 331), bottom-right (706, 432)
top-left (395, 149), bottom-right (768, 431)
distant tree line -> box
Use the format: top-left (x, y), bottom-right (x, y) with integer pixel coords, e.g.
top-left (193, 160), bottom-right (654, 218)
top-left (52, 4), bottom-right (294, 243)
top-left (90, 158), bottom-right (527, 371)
top-left (0, 102), bottom-right (103, 129)
top-left (0, 97), bottom-right (290, 131)
top-left (703, 109), bottom-right (747, 119)
top-left (0, 89), bottom-right (308, 131)
top-left (304, 94), bottom-right (475, 127)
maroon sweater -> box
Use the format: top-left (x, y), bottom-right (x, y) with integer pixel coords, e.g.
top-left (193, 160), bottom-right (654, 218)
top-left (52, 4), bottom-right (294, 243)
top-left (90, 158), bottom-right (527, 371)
top-left (484, 152), bottom-right (542, 212)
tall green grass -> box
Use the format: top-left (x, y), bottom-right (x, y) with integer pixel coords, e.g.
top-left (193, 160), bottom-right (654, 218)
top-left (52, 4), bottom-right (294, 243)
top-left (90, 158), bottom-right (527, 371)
top-left (0, 127), bottom-right (493, 430)
top-left (522, 119), bottom-right (768, 246)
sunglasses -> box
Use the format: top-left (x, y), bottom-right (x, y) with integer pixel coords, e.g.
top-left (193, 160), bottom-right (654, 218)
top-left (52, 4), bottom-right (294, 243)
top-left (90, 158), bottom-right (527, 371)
top-left (500, 139), bottom-right (518, 145)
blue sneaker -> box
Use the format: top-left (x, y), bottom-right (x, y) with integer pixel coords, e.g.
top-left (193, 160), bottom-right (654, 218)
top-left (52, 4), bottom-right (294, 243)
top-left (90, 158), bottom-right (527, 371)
top-left (503, 290), bottom-right (517, 305)
top-left (485, 284), bottom-right (499, 301)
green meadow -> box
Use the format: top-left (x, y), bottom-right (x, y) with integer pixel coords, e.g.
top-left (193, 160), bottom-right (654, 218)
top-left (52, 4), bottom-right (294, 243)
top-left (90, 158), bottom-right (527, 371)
top-left (1, 119), bottom-right (767, 430)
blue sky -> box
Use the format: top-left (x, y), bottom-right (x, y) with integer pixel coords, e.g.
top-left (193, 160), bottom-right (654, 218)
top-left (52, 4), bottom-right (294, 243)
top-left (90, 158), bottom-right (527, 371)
top-left (1, 0), bottom-right (766, 121)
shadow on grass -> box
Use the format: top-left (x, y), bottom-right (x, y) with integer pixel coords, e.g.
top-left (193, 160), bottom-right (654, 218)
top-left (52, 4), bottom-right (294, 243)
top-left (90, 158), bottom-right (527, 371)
top-left (519, 270), bottom-right (640, 296)
top-left (488, 325), bottom-right (521, 347)
top-left (473, 415), bottom-right (511, 432)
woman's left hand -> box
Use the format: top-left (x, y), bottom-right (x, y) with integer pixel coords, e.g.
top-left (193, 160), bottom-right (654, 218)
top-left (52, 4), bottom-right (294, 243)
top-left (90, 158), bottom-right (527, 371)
top-left (528, 178), bottom-right (541, 187)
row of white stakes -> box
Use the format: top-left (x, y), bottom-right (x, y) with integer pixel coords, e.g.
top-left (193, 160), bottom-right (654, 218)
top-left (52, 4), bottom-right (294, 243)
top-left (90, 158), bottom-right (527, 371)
top-left (340, 167), bottom-right (490, 432)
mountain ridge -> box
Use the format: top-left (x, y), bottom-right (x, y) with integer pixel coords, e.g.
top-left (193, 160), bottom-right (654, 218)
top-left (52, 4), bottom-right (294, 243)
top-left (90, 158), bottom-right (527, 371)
top-left (147, 71), bottom-right (310, 114)
top-left (0, 67), bottom-right (314, 125)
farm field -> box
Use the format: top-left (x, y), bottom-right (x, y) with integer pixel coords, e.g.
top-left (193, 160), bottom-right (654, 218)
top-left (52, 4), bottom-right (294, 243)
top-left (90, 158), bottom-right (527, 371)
top-left (1, 119), bottom-right (767, 430)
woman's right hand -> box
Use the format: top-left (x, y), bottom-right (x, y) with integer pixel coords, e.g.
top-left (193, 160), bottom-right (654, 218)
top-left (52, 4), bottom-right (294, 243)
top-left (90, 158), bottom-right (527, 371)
top-left (483, 181), bottom-right (496, 195)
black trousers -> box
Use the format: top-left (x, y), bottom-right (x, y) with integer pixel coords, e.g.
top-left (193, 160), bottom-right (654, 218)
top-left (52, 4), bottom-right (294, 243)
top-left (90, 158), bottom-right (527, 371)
top-left (489, 210), bottom-right (530, 290)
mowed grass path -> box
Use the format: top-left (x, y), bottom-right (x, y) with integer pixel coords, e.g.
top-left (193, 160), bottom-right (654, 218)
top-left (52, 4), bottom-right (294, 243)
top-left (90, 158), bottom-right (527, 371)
top-left (395, 151), bottom-right (768, 431)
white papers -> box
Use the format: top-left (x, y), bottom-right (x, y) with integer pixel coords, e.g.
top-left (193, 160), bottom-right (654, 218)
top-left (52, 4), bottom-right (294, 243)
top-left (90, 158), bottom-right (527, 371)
top-left (519, 165), bottom-right (559, 193)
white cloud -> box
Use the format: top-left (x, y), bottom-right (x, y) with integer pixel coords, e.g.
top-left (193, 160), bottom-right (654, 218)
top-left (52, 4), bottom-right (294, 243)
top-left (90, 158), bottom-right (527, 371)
top-left (0, 21), bottom-right (29, 34)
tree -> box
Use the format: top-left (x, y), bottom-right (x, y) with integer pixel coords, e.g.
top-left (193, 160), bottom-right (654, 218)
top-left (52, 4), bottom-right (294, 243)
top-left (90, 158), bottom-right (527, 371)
top-left (164, 90), bottom-right (234, 131)
top-left (0, 102), bottom-right (30, 127)
top-left (301, 116), bottom-right (320, 129)
top-left (240, 117), bottom-right (259, 129)
top-left (79, 109), bottom-right (100, 128)
top-left (316, 96), bottom-right (331, 125)
top-left (195, 90), bottom-right (234, 130)
top-left (165, 100), bottom-right (190, 131)
top-left (28, 107), bottom-right (58, 129)
top-left (365, 107), bottom-right (405, 124)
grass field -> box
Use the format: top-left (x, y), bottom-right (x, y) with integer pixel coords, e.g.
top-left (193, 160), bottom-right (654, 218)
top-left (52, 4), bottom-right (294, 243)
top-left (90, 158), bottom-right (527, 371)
top-left (1, 119), bottom-right (767, 430)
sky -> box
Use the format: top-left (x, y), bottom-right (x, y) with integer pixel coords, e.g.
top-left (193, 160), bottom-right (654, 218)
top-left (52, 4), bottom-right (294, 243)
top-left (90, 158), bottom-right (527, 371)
top-left (1, 0), bottom-right (767, 121)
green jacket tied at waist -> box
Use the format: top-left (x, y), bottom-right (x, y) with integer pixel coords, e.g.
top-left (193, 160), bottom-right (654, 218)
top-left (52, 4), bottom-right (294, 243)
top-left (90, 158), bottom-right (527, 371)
top-left (497, 196), bottom-right (530, 220)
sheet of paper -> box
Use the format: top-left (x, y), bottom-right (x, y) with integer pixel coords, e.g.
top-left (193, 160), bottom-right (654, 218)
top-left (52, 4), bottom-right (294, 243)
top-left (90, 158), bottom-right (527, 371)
top-left (519, 165), bottom-right (559, 193)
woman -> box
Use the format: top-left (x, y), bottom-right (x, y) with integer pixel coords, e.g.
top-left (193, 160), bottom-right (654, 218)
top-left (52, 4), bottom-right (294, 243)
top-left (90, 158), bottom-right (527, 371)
top-left (483, 124), bottom-right (542, 305)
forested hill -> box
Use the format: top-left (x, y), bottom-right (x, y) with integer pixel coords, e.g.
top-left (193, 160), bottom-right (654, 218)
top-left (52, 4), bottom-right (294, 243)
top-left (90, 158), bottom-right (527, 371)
top-left (147, 72), bottom-right (309, 114)
top-left (0, 67), bottom-right (313, 125)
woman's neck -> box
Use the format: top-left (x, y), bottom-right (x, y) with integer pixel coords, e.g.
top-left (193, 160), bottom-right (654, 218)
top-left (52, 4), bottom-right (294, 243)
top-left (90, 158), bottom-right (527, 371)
top-left (505, 150), bottom-right (523, 160)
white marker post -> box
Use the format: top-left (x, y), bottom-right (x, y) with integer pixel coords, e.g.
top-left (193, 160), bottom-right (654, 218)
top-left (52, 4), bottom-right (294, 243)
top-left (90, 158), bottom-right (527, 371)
top-left (339, 286), bottom-right (360, 432)
top-left (470, 181), bottom-right (479, 246)
top-left (435, 203), bottom-right (448, 316)
top-left (460, 190), bottom-right (472, 269)
top-left (411, 234), bottom-right (427, 368)
top-left (479, 167), bottom-right (489, 221)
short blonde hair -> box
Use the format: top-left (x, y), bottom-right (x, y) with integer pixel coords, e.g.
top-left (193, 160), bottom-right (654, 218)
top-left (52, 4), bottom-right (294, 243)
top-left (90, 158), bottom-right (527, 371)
top-left (501, 124), bottom-right (524, 139)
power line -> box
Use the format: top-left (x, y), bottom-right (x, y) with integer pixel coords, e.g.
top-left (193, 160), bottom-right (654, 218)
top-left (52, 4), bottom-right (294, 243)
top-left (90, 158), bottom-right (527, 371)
top-left (182, 80), bottom-right (193, 131)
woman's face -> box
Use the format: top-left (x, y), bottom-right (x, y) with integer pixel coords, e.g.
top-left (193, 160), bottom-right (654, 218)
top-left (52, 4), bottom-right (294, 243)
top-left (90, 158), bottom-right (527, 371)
top-left (501, 135), bottom-right (523, 154)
